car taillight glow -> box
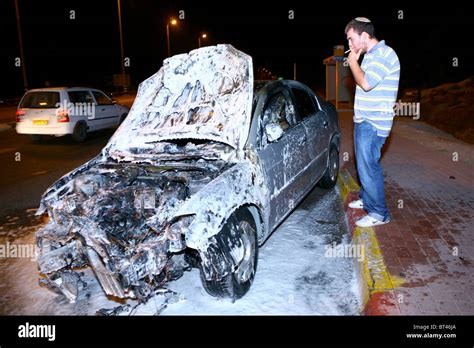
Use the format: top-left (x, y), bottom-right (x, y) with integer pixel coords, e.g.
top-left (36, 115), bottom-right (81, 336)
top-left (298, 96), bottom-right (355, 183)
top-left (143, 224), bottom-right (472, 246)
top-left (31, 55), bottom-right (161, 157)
top-left (57, 111), bottom-right (69, 123)
top-left (16, 110), bottom-right (25, 122)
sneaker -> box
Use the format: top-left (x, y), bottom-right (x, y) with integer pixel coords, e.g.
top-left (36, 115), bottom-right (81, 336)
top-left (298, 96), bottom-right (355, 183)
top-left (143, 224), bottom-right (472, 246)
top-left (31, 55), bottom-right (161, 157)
top-left (348, 199), bottom-right (364, 209)
top-left (356, 215), bottom-right (390, 228)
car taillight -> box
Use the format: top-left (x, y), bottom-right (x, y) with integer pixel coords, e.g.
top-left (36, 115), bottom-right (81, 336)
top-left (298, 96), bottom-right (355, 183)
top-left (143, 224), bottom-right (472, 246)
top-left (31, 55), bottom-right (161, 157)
top-left (16, 110), bottom-right (25, 122)
top-left (57, 111), bottom-right (69, 123)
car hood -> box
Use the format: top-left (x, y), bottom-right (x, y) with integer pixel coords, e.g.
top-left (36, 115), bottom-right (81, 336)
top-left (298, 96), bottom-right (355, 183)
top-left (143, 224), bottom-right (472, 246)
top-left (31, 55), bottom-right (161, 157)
top-left (106, 44), bottom-right (253, 154)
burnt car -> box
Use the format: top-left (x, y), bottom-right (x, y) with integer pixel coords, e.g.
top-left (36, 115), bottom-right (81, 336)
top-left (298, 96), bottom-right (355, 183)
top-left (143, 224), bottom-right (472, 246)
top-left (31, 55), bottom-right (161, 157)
top-left (35, 44), bottom-right (340, 303)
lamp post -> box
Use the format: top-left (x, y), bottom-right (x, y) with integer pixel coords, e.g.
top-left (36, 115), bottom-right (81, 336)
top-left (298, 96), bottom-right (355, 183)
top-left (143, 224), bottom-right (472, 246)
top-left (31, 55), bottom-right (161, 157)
top-left (14, 0), bottom-right (28, 91)
top-left (117, 0), bottom-right (126, 91)
top-left (166, 19), bottom-right (177, 57)
top-left (198, 33), bottom-right (207, 48)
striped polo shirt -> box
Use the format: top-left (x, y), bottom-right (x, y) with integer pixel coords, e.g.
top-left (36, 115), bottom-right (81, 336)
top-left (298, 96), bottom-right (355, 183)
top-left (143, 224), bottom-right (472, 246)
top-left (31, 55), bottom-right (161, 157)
top-left (354, 40), bottom-right (400, 137)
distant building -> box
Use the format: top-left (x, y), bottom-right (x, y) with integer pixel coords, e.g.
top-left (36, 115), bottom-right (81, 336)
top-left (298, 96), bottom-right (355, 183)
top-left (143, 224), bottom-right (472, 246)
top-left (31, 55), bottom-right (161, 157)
top-left (323, 46), bottom-right (354, 110)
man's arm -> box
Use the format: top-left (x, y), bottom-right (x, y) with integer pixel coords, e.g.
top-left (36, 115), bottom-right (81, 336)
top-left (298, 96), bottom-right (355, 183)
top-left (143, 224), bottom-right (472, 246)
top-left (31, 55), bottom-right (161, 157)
top-left (347, 51), bottom-right (372, 92)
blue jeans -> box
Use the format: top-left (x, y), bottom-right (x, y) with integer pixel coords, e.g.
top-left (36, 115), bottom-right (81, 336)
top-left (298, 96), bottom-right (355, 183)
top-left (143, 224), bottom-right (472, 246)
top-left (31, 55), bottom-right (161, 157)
top-left (354, 121), bottom-right (390, 222)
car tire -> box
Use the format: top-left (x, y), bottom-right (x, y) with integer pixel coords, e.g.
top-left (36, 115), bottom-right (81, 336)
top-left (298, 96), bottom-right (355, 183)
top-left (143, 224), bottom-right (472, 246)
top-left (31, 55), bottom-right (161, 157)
top-left (72, 122), bottom-right (87, 142)
top-left (199, 209), bottom-right (258, 300)
top-left (318, 143), bottom-right (339, 189)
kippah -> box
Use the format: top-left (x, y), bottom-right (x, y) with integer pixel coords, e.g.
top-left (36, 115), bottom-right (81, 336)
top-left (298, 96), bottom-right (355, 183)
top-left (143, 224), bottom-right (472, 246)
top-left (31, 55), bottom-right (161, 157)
top-left (355, 17), bottom-right (371, 23)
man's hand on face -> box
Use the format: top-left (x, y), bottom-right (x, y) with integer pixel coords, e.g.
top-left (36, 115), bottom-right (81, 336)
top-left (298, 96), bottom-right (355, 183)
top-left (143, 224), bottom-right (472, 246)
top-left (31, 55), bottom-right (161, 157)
top-left (347, 47), bottom-right (362, 65)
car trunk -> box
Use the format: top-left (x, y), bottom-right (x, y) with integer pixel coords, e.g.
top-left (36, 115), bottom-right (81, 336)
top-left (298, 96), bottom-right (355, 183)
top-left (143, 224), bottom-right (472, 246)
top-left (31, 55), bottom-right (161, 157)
top-left (18, 91), bottom-right (61, 129)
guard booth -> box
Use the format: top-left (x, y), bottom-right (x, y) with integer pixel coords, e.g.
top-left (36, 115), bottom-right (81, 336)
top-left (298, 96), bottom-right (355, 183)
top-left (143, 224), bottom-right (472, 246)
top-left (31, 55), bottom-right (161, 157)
top-left (113, 73), bottom-right (131, 92)
top-left (323, 45), bottom-right (355, 110)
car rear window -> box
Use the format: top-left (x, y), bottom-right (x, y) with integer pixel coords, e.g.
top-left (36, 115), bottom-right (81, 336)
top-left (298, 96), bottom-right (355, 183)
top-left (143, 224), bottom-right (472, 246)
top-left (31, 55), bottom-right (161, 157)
top-left (68, 91), bottom-right (95, 104)
top-left (20, 92), bottom-right (60, 108)
top-left (291, 88), bottom-right (317, 118)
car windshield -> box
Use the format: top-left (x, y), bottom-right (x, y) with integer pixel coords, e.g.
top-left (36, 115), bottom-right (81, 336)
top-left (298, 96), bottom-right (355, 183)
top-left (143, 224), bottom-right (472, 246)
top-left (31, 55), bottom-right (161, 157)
top-left (20, 92), bottom-right (60, 108)
top-left (252, 81), bottom-right (271, 113)
top-left (109, 138), bottom-right (232, 161)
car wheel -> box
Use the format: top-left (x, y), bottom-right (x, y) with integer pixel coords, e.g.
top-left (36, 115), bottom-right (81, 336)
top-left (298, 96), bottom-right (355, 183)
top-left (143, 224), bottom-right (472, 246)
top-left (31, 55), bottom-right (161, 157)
top-left (72, 122), bottom-right (87, 142)
top-left (199, 209), bottom-right (258, 300)
top-left (318, 143), bottom-right (339, 189)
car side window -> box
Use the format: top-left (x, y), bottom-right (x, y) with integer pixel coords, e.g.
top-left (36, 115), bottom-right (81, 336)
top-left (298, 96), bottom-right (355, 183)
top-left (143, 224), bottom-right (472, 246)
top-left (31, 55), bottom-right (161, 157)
top-left (264, 93), bottom-right (290, 129)
top-left (260, 92), bottom-right (295, 147)
top-left (68, 91), bottom-right (95, 105)
top-left (291, 88), bottom-right (317, 119)
top-left (92, 91), bottom-right (114, 105)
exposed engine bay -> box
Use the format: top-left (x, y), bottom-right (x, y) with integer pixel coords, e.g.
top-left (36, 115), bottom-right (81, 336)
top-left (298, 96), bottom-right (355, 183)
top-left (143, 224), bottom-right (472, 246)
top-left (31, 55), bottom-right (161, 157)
top-left (36, 154), bottom-right (230, 303)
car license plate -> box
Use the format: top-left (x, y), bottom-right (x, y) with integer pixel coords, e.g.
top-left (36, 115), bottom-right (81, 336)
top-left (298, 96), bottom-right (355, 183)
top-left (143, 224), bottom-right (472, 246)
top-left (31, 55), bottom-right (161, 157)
top-left (33, 120), bottom-right (48, 125)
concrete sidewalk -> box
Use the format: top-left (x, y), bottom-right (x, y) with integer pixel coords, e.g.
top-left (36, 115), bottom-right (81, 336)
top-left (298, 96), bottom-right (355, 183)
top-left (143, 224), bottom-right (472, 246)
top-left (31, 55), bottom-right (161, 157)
top-left (338, 111), bottom-right (474, 315)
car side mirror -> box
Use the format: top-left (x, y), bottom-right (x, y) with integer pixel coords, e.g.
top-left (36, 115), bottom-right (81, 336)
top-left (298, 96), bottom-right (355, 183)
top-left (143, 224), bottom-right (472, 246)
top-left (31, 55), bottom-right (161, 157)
top-left (265, 123), bottom-right (284, 143)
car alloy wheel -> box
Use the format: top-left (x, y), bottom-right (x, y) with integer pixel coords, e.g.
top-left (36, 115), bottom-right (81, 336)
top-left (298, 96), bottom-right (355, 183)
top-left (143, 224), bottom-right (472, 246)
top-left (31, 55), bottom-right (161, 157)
top-left (328, 145), bottom-right (339, 182)
top-left (199, 209), bottom-right (258, 300)
top-left (234, 220), bottom-right (257, 284)
top-left (318, 143), bottom-right (339, 189)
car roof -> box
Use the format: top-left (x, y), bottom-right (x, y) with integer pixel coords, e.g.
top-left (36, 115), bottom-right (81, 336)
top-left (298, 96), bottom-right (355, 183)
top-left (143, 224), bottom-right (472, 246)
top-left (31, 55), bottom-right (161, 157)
top-left (254, 79), bottom-right (314, 94)
top-left (25, 87), bottom-right (103, 92)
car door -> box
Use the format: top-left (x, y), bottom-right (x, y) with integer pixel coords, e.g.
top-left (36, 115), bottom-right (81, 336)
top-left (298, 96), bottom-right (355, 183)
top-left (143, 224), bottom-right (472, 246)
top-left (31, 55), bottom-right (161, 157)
top-left (91, 90), bottom-right (120, 129)
top-left (291, 87), bottom-right (329, 183)
top-left (67, 90), bottom-right (96, 129)
top-left (257, 90), bottom-right (311, 230)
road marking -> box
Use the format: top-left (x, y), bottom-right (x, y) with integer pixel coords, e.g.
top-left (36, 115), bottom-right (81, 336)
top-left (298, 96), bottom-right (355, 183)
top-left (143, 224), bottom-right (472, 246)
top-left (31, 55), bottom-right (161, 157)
top-left (0, 148), bottom-right (16, 154)
top-left (31, 170), bottom-right (48, 176)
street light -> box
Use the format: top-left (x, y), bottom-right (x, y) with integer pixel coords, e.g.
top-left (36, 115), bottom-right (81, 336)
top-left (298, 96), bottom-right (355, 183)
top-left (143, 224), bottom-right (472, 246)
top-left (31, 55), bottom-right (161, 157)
top-left (198, 33), bottom-right (207, 48)
top-left (14, 0), bottom-right (28, 91)
top-left (166, 19), bottom-right (178, 57)
top-left (117, 0), bottom-right (126, 91)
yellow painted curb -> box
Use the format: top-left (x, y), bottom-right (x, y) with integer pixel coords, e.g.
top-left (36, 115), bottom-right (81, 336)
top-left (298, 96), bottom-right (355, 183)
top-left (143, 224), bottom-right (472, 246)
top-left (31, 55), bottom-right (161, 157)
top-left (338, 169), bottom-right (359, 200)
top-left (337, 169), bottom-right (404, 310)
top-left (353, 226), bottom-right (405, 292)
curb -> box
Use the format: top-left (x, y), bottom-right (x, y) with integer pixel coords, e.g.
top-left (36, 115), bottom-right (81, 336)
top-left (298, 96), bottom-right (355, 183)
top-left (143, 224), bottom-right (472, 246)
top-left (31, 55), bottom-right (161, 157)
top-left (337, 168), bottom-right (404, 315)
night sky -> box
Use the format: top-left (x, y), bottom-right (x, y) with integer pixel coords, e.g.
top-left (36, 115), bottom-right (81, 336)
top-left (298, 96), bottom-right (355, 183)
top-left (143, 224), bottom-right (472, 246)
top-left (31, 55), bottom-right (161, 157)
top-left (1, 0), bottom-right (472, 99)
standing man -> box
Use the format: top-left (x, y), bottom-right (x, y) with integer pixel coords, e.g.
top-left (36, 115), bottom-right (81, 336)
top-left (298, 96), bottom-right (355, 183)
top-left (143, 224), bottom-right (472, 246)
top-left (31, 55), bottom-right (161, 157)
top-left (345, 17), bottom-right (400, 227)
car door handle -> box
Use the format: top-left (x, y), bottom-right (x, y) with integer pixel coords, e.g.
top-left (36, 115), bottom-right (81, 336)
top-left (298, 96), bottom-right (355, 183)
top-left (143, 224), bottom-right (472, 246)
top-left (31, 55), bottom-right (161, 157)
top-left (101, 108), bottom-right (106, 111)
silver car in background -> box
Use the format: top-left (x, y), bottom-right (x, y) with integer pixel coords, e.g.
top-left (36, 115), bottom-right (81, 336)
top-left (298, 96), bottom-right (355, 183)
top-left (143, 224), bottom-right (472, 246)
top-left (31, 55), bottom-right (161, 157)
top-left (35, 44), bottom-right (340, 303)
top-left (16, 87), bottom-right (129, 142)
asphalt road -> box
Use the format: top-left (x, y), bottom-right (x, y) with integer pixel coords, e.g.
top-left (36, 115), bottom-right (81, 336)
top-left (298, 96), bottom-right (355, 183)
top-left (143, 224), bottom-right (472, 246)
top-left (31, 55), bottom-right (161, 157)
top-left (0, 176), bottom-right (359, 315)
top-left (0, 94), bottom-right (135, 226)
top-left (0, 126), bottom-right (115, 225)
top-left (0, 106), bottom-right (16, 124)
top-left (0, 110), bottom-right (359, 315)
